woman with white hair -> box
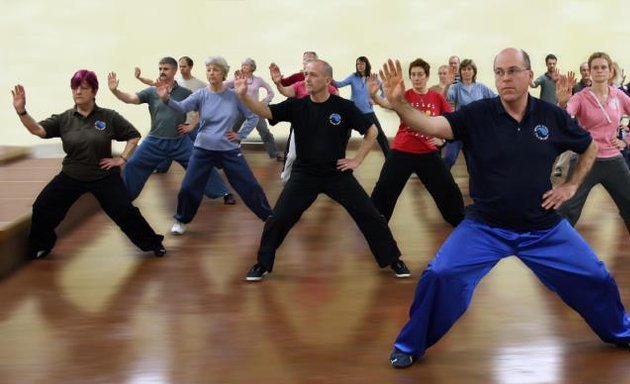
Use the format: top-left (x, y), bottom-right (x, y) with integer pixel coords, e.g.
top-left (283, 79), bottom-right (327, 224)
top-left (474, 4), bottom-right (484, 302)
top-left (224, 58), bottom-right (283, 161)
top-left (157, 56), bottom-right (272, 234)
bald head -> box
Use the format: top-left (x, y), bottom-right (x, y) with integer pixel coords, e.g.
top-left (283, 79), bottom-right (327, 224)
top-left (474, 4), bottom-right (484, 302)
top-left (494, 48), bottom-right (531, 70)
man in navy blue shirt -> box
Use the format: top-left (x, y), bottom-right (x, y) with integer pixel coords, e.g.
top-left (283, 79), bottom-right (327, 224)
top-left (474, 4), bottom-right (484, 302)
top-left (379, 48), bottom-right (630, 369)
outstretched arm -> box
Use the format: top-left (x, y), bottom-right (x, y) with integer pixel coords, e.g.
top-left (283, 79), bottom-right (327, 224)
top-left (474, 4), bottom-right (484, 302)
top-left (11, 85), bottom-right (46, 138)
top-left (380, 59), bottom-right (453, 139)
top-left (235, 71), bottom-right (273, 119)
top-left (134, 67), bottom-right (155, 86)
top-left (269, 63), bottom-right (296, 98)
top-left (368, 74), bottom-right (392, 109)
top-left (108, 72), bottom-right (141, 104)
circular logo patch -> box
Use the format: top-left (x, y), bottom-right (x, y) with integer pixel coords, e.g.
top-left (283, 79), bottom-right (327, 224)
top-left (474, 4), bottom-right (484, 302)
top-left (94, 120), bottom-right (106, 130)
top-left (329, 113), bottom-right (341, 126)
top-left (533, 124), bottom-right (549, 140)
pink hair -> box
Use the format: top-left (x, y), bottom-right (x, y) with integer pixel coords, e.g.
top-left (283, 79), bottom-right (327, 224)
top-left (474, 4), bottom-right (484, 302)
top-left (70, 69), bottom-right (99, 93)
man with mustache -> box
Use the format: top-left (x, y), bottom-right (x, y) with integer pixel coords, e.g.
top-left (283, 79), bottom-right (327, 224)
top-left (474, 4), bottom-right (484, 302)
top-left (108, 57), bottom-right (231, 203)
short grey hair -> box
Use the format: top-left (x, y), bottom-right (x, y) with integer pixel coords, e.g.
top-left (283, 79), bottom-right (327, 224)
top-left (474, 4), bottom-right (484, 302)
top-left (241, 57), bottom-right (257, 72)
top-left (204, 56), bottom-right (230, 79)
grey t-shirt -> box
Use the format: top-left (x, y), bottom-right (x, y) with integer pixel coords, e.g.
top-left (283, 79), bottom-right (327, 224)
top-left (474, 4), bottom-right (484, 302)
top-left (533, 73), bottom-right (557, 104)
top-left (136, 83), bottom-right (192, 138)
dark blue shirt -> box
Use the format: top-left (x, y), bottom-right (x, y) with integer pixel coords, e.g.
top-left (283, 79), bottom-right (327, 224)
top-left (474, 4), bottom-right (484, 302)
top-left (444, 96), bottom-right (592, 230)
top-left (269, 95), bottom-right (370, 176)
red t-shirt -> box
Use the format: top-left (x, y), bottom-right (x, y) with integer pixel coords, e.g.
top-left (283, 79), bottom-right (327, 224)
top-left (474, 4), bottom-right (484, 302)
top-left (391, 89), bottom-right (452, 154)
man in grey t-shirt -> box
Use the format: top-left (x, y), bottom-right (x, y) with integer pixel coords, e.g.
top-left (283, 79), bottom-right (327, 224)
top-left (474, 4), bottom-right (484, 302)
top-left (530, 53), bottom-right (559, 104)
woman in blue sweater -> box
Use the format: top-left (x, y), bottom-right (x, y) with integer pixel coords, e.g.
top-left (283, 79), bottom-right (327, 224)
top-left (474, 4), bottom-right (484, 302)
top-left (157, 56), bottom-right (272, 235)
top-left (334, 56), bottom-right (389, 155)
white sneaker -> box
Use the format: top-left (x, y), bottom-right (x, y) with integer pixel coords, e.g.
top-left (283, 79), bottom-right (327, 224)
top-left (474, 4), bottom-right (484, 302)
top-left (170, 221), bottom-right (187, 235)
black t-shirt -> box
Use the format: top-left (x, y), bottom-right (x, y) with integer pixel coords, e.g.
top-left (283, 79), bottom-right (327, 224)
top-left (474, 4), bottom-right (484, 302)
top-left (40, 105), bottom-right (141, 181)
top-left (268, 94), bottom-right (371, 175)
top-left (444, 96), bottom-right (592, 231)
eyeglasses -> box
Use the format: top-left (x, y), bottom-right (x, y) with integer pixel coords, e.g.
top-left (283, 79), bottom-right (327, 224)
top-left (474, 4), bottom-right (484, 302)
top-left (494, 67), bottom-right (529, 78)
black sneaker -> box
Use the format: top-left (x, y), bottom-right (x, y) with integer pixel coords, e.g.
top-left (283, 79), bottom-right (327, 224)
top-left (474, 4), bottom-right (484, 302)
top-left (390, 348), bottom-right (415, 368)
top-left (246, 263), bottom-right (268, 281)
top-left (27, 248), bottom-right (51, 260)
top-left (391, 260), bottom-right (410, 278)
top-left (153, 243), bottom-right (167, 257)
top-left (223, 193), bottom-right (236, 205)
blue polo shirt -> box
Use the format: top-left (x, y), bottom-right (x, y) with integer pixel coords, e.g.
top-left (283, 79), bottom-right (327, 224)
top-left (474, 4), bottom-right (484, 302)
top-left (444, 95), bottom-right (592, 230)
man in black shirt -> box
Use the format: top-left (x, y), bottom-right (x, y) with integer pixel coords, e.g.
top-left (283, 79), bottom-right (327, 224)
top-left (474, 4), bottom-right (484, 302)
top-left (236, 59), bottom-right (409, 281)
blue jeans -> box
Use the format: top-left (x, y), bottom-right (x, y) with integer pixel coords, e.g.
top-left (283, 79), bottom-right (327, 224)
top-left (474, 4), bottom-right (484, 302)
top-left (123, 136), bottom-right (228, 201)
top-left (394, 218), bottom-right (630, 358)
top-left (175, 147), bottom-right (272, 223)
top-left (443, 140), bottom-right (463, 169)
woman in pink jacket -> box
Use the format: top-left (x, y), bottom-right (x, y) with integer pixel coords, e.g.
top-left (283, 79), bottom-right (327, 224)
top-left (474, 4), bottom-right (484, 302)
top-left (557, 51), bottom-right (630, 234)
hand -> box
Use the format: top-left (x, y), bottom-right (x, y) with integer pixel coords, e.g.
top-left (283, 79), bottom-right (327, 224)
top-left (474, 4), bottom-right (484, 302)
top-left (177, 123), bottom-right (194, 135)
top-left (155, 79), bottom-right (169, 101)
top-left (541, 183), bottom-right (578, 210)
top-left (234, 70), bottom-right (248, 97)
top-left (336, 158), bottom-right (360, 171)
top-left (556, 72), bottom-right (575, 107)
top-left (379, 59), bottom-right (406, 107)
top-left (611, 137), bottom-right (627, 150)
top-left (134, 67), bottom-right (141, 79)
top-left (269, 63), bottom-right (282, 84)
top-left (225, 131), bottom-right (241, 142)
top-left (99, 157), bottom-right (125, 170)
top-left (107, 72), bottom-right (119, 91)
top-left (11, 84), bottom-right (26, 112)
top-left (367, 74), bottom-right (380, 97)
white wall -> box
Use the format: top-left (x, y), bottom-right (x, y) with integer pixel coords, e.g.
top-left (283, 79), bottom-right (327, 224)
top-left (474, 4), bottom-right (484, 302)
top-left (3, 0), bottom-right (629, 146)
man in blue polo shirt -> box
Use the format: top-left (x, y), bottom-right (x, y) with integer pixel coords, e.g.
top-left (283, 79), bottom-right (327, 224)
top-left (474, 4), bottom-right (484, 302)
top-left (379, 48), bottom-right (630, 369)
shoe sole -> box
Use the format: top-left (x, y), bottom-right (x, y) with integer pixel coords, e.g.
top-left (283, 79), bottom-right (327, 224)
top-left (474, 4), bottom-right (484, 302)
top-left (245, 272), bottom-right (268, 281)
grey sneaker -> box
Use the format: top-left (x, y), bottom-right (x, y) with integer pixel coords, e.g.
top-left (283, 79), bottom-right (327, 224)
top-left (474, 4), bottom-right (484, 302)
top-left (391, 260), bottom-right (411, 278)
top-left (390, 348), bottom-right (415, 368)
top-left (246, 263), bottom-right (269, 281)
top-left (170, 221), bottom-right (187, 235)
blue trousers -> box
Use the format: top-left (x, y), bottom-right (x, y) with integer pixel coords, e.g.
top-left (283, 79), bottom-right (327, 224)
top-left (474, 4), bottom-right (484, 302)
top-left (443, 140), bottom-right (463, 170)
top-left (175, 147), bottom-right (272, 223)
top-left (394, 218), bottom-right (630, 358)
top-left (123, 136), bottom-right (228, 201)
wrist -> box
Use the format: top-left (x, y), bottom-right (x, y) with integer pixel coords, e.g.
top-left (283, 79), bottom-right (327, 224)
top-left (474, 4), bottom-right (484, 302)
top-left (120, 155), bottom-right (128, 162)
top-left (16, 109), bottom-right (27, 116)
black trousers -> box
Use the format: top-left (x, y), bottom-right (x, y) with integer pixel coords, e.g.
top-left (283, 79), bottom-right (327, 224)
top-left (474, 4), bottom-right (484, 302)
top-left (257, 170), bottom-right (401, 271)
top-left (364, 112), bottom-right (390, 156)
top-left (28, 172), bottom-right (163, 254)
top-left (371, 149), bottom-right (464, 226)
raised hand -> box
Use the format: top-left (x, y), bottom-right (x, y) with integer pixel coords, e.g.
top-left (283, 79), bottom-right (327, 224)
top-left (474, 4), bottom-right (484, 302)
top-left (379, 59), bottom-right (406, 107)
top-left (269, 63), bottom-right (282, 84)
top-left (11, 84), bottom-right (26, 112)
top-left (154, 78), bottom-right (169, 101)
top-left (367, 74), bottom-right (380, 97)
top-left (134, 67), bottom-right (141, 79)
top-left (556, 71), bottom-right (575, 107)
top-left (107, 72), bottom-right (119, 91)
top-left (234, 70), bottom-right (248, 96)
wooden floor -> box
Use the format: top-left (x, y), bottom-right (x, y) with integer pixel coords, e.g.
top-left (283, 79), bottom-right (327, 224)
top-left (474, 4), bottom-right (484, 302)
top-left (1, 149), bottom-right (629, 384)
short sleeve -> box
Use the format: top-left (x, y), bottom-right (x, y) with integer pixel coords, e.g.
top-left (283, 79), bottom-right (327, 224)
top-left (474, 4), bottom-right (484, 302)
top-left (39, 114), bottom-right (62, 138)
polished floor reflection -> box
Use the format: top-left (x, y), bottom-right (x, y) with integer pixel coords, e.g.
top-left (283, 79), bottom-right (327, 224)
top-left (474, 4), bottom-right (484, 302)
top-left (0, 150), bottom-right (629, 384)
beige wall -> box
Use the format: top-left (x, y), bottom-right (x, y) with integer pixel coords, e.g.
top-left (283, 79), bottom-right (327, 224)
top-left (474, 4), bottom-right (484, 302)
top-left (4, 0), bottom-right (629, 146)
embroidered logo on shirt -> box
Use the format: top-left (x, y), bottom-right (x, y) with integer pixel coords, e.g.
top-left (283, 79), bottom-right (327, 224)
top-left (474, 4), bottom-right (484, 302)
top-left (94, 120), bottom-right (106, 130)
top-left (329, 113), bottom-right (342, 126)
top-left (533, 124), bottom-right (549, 140)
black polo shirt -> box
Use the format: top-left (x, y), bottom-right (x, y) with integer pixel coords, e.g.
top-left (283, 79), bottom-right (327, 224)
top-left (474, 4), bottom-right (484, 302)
top-left (444, 96), bottom-right (592, 230)
top-left (269, 94), bottom-right (371, 176)
top-left (40, 105), bottom-right (141, 182)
